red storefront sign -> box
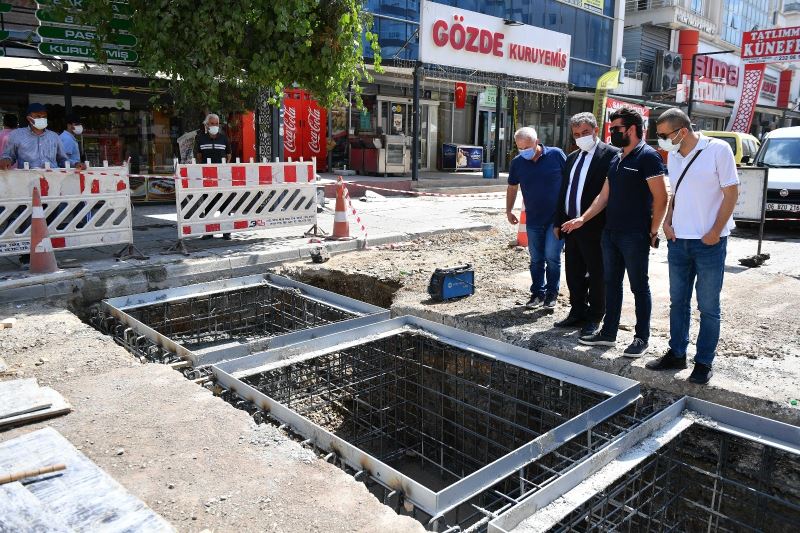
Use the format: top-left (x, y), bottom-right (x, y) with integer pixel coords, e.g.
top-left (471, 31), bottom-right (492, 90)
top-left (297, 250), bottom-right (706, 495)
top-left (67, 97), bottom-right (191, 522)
top-left (694, 55), bottom-right (739, 87)
top-left (283, 89), bottom-right (327, 171)
top-left (741, 26), bottom-right (800, 64)
top-left (602, 98), bottom-right (650, 144)
top-left (454, 82), bottom-right (466, 109)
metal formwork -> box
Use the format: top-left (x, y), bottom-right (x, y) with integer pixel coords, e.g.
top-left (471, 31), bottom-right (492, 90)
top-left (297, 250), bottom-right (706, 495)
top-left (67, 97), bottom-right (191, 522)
top-left (98, 274), bottom-right (390, 366)
top-left (488, 397), bottom-right (800, 533)
top-left (211, 315), bottom-right (640, 529)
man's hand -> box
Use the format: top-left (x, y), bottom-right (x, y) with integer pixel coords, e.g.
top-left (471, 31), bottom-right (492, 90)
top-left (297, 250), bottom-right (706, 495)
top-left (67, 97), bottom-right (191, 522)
top-left (0, 159), bottom-right (11, 171)
top-left (663, 222), bottom-right (677, 242)
top-left (650, 233), bottom-right (660, 248)
top-left (701, 230), bottom-right (721, 246)
top-left (553, 226), bottom-right (562, 240)
top-left (507, 211), bottom-right (518, 225)
top-left (561, 217), bottom-right (584, 233)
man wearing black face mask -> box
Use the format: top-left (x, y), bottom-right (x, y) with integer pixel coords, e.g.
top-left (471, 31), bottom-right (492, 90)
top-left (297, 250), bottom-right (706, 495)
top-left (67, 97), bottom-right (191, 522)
top-left (562, 107), bottom-right (668, 357)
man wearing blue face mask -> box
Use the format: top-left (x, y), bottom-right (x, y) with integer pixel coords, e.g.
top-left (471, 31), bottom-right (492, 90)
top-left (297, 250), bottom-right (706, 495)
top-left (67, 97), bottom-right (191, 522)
top-left (507, 127), bottom-right (567, 309)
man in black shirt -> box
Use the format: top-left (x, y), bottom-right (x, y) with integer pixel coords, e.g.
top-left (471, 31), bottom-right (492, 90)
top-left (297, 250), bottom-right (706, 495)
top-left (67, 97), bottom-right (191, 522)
top-left (193, 113), bottom-right (232, 239)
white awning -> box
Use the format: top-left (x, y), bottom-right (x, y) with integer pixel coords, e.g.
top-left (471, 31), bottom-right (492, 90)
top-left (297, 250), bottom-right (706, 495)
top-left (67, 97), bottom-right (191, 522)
top-left (28, 94), bottom-right (131, 110)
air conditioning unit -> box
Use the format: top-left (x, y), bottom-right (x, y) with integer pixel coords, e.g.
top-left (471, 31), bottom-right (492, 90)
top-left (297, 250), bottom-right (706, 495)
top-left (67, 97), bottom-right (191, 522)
top-left (652, 50), bottom-right (683, 92)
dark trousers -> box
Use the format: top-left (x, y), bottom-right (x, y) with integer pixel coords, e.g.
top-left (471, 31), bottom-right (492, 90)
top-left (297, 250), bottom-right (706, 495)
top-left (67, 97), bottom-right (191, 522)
top-left (600, 230), bottom-right (652, 341)
top-left (564, 229), bottom-right (605, 322)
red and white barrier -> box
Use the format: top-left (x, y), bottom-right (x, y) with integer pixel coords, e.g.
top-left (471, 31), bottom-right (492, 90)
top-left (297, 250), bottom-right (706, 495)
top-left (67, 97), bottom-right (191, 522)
top-left (174, 160), bottom-right (318, 240)
top-left (0, 164), bottom-right (133, 257)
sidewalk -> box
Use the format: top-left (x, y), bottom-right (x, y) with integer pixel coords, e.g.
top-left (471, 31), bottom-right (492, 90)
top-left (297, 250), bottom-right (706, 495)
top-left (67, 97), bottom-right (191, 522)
top-left (0, 194), bottom-right (505, 304)
top-left (318, 169), bottom-right (510, 196)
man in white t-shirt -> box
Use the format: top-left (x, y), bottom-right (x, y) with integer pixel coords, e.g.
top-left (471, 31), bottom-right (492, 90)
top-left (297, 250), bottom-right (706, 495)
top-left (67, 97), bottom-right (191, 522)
top-left (646, 108), bottom-right (739, 385)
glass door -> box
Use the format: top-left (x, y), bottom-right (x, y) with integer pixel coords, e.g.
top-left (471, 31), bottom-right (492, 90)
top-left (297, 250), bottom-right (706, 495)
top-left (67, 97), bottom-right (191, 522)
top-left (419, 105), bottom-right (429, 170)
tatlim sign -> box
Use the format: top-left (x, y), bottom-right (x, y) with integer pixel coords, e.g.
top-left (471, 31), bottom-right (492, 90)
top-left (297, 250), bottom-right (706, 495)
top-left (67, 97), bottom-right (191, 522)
top-left (420, 0), bottom-right (571, 84)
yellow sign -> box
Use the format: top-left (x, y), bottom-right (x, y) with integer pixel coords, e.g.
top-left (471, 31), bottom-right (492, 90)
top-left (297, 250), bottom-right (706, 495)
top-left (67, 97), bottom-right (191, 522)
top-left (582, 0), bottom-right (604, 13)
top-left (592, 69), bottom-right (621, 130)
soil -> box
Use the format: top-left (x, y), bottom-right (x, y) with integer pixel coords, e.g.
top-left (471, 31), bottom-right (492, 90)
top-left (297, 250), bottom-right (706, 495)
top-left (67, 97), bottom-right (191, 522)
top-left (0, 303), bottom-right (425, 533)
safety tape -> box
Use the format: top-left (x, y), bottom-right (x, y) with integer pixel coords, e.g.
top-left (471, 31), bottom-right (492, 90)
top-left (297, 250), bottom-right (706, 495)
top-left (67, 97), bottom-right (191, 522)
top-left (342, 181), bottom-right (506, 199)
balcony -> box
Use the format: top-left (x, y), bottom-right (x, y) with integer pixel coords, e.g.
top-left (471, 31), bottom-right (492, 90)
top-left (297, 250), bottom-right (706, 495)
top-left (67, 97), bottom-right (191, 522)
top-left (625, 0), bottom-right (678, 10)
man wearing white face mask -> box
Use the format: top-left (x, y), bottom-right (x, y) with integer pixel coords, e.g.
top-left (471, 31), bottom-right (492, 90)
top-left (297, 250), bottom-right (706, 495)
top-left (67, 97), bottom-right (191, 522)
top-left (553, 113), bottom-right (619, 337)
top-left (646, 108), bottom-right (739, 385)
top-left (0, 103), bottom-right (83, 171)
top-left (60, 114), bottom-right (84, 168)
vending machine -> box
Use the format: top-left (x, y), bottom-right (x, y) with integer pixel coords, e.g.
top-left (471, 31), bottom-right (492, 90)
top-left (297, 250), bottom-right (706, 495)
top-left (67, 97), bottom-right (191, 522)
top-left (283, 89), bottom-right (327, 171)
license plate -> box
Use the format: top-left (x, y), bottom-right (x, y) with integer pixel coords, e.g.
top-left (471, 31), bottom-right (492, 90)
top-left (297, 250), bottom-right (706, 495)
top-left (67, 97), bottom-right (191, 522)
top-left (766, 202), bottom-right (800, 213)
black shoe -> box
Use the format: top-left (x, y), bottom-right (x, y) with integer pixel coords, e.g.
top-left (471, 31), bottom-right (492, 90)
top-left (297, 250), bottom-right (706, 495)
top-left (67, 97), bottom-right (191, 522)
top-left (223, 233), bottom-right (232, 240)
top-left (645, 349), bottom-right (688, 371)
top-left (623, 337), bottom-right (649, 358)
top-left (201, 235), bottom-right (213, 240)
top-left (525, 295), bottom-right (544, 309)
top-left (555, 315), bottom-right (584, 328)
top-left (688, 363), bottom-right (713, 384)
top-left (579, 322), bottom-right (600, 338)
top-left (578, 333), bottom-right (616, 347)
top-left (543, 294), bottom-right (557, 309)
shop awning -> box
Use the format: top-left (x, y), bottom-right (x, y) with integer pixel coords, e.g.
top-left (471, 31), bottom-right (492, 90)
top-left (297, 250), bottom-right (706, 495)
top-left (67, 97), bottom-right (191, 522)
top-left (755, 104), bottom-right (798, 117)
top-left (691, 101), bottom-right (733, 118)
top-left (29, 93), bottom-right (131, 110)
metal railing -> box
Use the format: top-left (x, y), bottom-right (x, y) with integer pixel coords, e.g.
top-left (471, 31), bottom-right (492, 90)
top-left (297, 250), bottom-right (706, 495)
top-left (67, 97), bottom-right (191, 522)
top-left (625, 0), bottom-right (678, 11)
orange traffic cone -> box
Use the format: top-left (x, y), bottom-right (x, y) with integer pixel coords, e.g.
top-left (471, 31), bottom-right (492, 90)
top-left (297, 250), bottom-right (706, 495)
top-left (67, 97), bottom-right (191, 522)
top-left (29, 186), bottom-right (59, 274)
top-left (516, 208), bottom-right (528, 247)
top-left (330, 181), bottom-right (351, 240)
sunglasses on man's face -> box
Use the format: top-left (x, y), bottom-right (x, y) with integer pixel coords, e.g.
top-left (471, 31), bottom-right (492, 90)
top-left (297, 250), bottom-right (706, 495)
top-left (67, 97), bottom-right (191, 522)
top-left (656, 127), bottom-right (682, 141)
top-left (608, 125), bottom-right (629, 133)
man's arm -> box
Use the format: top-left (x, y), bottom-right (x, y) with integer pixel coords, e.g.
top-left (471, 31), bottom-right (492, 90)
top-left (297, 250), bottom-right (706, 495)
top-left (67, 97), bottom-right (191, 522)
top-left (0, 134), bottom-right (17, 170)
top-left (553, 154), bottom-right (573, 236)
top-left (55, 136), bottom-right (68, 168)
top-left (701, 185), bottom-right (738, 245)
top-left (561, 179), bottom-right (609, 233)
top-left (647, 175), bottom-right (669, 246)
top-left (506, 185), bottom-right (519, 225)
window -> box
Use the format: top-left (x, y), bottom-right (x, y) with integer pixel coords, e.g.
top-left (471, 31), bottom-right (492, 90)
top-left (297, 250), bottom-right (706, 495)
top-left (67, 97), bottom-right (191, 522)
top-left (721, 0), bottom-right (770, 47)
top-left (690, 0), bottom-right (704, 15)
top-left (757, 138), bottom-right (800, 167)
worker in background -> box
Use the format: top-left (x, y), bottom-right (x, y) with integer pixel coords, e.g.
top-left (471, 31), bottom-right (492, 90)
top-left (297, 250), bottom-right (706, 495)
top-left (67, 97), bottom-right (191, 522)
top-left (0, 113), bottom-right (18, 161)
top-left (553, 112), bottom-right (619, 338)
top-left (193, 113), bottom-right (232, 240)
top-left (506, 126), bottom-right (567, 310)
top-left (562, 107), bottom-right (668, 357)
top-left (59, 114), bottom-right (84, 168)
top-left (646, 108), bottom-right (739, 385)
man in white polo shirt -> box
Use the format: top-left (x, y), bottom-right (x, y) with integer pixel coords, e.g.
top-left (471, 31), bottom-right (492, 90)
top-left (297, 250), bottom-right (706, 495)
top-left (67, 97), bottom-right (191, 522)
top-left (646, 108), bottom-right (739, 385)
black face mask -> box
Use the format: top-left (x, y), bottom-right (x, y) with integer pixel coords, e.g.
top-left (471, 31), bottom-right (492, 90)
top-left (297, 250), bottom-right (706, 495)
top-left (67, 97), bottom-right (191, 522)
top-left (610, 130), bottom-right (630, 148)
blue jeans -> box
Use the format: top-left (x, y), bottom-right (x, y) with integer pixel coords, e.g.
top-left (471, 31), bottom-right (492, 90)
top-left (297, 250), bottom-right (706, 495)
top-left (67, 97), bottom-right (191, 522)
top-left (527, 223), bottom-right (564, 298)
top-left (667, 238), bottom-right (727, 366)
top-left (600, 230), bottom-right (652, 340)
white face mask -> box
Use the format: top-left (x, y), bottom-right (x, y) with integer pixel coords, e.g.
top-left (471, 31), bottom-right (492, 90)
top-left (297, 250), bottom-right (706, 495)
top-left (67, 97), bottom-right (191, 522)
top-left (657, 131), bottom-right (684, 152)
top-left (208, 125), bottom-right (219, 135)
top-left (575, 134), bottom-right (596, 152)
top-left (31, 117), bottom-right (48, 130)
top-left (73, 125), bottom-right (83, 135)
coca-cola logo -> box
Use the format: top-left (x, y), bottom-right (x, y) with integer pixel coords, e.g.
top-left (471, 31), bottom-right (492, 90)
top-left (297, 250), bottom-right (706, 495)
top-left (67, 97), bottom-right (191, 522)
top-left (284, 106), bottom-right (297, 154)
top-left (308, 107), bottom-right (321, 154)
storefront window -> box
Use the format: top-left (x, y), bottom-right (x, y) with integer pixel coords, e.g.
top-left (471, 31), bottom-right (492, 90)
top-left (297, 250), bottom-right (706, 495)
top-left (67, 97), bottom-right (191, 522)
top-left (721, 0), bottom-right (770, 47)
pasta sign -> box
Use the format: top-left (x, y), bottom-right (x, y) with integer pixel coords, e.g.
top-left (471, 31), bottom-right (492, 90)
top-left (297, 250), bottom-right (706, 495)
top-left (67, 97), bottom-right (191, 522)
top-left (420, 1), bottom-right (571, 84)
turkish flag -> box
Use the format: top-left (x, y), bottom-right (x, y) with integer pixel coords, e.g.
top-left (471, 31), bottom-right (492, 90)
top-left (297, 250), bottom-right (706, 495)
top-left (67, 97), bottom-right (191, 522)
top-left (455, 82), bottom-right (467, 109)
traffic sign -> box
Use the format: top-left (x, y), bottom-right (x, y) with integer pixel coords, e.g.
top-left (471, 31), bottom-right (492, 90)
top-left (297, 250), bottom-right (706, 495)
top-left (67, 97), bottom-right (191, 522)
top-left (37, 25), bottom-right (137, 47)
top-left (38, 42), bottom-right (138, 63)
top-left (0, 3), bottom-right (11, 14)
top-left (35, 9), bottom-right (133, 31)
top-left (37, 0), bottom-right (133, 17)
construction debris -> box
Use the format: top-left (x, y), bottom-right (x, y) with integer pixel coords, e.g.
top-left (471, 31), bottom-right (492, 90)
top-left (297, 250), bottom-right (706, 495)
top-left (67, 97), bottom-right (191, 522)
top-left (0, 378), bottom-right (71, 430)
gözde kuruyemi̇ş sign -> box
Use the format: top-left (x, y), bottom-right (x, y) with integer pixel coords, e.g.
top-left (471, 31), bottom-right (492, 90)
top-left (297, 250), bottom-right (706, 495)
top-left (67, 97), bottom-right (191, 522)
top-left (419, 0), bottom-right (571, 85)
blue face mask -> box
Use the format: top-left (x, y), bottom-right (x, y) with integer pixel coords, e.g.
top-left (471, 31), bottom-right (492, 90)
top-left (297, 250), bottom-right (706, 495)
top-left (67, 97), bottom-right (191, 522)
top-left (519, 147), bottom-right (536, 160)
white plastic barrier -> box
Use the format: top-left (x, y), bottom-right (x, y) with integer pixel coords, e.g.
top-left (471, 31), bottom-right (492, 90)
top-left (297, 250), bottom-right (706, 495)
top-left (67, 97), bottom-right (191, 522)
top-left (174, 159), bottom-right (318, 239)
top-left (0, 164), bottom-right (132, 256)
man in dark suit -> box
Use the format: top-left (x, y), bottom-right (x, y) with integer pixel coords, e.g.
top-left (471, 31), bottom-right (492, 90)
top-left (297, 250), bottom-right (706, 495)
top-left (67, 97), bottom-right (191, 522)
top-left (553, 112), bottom-right (619, 337)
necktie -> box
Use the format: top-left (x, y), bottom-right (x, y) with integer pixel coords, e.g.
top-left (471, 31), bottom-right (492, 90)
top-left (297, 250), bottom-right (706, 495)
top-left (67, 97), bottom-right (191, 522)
top-left (568, 151), bottom-right (587, 219)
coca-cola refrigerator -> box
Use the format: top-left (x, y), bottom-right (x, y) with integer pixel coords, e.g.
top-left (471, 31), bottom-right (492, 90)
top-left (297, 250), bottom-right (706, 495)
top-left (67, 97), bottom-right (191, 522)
top-left (283, 89), bottom-right (327, 171)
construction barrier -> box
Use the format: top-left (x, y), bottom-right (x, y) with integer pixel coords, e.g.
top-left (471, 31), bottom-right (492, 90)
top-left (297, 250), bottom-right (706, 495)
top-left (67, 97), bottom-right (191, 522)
top-left (0, 164), bottom-right (133, 257)
top-left (174, 160), bottom-right (318, 240)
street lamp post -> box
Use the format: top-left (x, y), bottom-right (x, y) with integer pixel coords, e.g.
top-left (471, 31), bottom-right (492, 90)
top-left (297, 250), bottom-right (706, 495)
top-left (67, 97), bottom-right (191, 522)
top-left (686, 51), bottom-right (730, 120)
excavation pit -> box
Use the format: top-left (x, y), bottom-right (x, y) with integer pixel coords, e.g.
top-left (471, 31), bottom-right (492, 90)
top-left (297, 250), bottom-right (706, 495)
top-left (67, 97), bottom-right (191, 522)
top-left (212, 315), bottom-right (640, 528)
top-left (95, 274), bottom-right (390, 366)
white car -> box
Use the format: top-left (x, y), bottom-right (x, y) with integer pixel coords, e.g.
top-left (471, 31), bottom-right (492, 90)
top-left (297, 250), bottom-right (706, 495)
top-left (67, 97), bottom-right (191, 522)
top-left (755, 126), bottom-right (800, 218)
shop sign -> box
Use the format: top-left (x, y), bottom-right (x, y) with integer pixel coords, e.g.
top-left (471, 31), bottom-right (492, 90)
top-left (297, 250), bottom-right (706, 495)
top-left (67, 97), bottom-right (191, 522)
top-left (37, 25), bottom-right (137, 47)
top-left (581, 0), bottom-right (603, 14)
top-left (676, 8), bottom-right (717, 35)
top-left (761, 75), bottom-right (778, 102)
top-left (602, 98), bottom-right (649, 143)
top-left (478, 88), bottom-right (507, 108)
top-left (37, 0), bottom-right (133, 17)
top-left (35, 8), bottom-right (133, 30)
top-left (694, 55), bottom-right (738, 87)
top-left (741, 26), bottom-right (800, 64)
top-left (38, 42), bottom-right (138, 63)
top-left (420, 0), bottom-right (570, 84)
top-left (676, 74), bottom-right (726, 105)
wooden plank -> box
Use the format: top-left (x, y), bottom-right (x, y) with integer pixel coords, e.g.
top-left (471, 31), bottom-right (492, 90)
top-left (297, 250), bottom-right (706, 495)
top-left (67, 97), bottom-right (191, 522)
top-left (0, 387), bottom-right (71, 430)
top-left (0, 427), bottom-right (174, 532)
top-left (0, 482), bottom-right (73, 533)
top-left (0, 378), bottom-right (52, 420)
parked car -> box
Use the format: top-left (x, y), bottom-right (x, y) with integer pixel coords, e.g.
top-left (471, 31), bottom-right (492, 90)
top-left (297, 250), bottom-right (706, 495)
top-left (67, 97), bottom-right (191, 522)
top-left (754, 126), bottom-right (800, 219)
top-left (702, 130), bottom-right (761, 165)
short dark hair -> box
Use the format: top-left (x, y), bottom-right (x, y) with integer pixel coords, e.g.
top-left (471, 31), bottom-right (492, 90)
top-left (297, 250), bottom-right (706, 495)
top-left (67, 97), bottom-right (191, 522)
top-left (609, 106), bottom-right (643, 138)
top-left (656, 107), bottom-right (692, 130)
top-left (3, 114), bottom-right (18, 128)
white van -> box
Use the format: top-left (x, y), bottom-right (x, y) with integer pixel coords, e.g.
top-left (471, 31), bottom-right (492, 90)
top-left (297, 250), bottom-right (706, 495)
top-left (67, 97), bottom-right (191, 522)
top-left (755, 126), bottom-right (800, 218)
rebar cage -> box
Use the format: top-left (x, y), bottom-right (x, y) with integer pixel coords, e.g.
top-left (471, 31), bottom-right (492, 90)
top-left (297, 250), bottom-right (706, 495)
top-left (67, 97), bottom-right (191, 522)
top-left (212, 315), bottom-right (641, 526)
top-left (96, 274), bottom-right (390, 366)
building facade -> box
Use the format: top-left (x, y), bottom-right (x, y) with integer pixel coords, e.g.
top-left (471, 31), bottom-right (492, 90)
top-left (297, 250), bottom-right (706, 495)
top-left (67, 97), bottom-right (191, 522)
top-left (621, 0), bottom-right (800, 136)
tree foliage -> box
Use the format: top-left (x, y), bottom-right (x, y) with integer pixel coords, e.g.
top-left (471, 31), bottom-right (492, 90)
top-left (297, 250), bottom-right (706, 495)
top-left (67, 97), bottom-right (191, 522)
top-left (71, 0), bottom-right (381, 112)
